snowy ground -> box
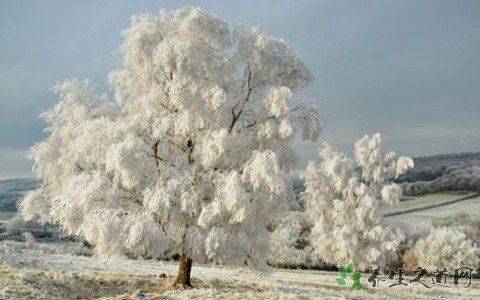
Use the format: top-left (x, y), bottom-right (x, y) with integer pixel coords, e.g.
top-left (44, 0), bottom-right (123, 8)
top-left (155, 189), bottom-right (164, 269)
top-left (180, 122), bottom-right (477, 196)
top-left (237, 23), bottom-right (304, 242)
top-left (1, 240), bottom-right (479, 299)
top-left (1, 193), bottom-right (479, 299)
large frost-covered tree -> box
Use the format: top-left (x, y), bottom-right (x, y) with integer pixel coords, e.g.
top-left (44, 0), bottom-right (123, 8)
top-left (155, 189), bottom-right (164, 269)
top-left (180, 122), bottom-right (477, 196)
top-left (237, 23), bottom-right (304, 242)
top-left (20, 7), bottom-right (321, 286)
top-left (302, 134), bottom-right (413, 270)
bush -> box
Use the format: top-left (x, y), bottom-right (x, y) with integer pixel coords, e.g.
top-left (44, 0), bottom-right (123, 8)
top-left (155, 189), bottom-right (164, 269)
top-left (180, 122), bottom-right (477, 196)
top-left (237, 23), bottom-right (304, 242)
top-left (267, 212), bottom-right (320, 269)
top-left (23, 232), bottom-right (35, 249)
top-left (5, 215), bottom-right (54, 239)
top-left (405, 227), bottom-right (480, 271)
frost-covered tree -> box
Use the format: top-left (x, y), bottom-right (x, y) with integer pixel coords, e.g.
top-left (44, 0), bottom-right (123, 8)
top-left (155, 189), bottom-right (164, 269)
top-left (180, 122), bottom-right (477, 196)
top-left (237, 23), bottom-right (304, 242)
top-left (410, 227), bottom-right (480, 270)
top-left (20, 7), bottom-right (321, 286)
top-left (302, 134), bottom-right (413, 270)
top-left (268, 211), bottom-right (318, 269)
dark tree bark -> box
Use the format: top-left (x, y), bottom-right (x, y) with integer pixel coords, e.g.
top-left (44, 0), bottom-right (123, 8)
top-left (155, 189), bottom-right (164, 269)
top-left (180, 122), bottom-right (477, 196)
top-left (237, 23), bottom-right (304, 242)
top-left (174, 256), bottom-right (193, 287)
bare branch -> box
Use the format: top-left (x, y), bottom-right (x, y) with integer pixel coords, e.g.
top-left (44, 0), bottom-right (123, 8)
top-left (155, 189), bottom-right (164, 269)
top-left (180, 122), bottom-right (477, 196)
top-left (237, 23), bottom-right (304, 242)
top-left (141, 139), bottom-right (176, 168)
top-left (165, 131), bottom-right (188, 152)
top-left (241, 105), bottom-right (302, 130)
top-left (151, 75), bottom-right (180, 114)
top-left (229, 65), bottom-right (253, 133)
top-left (75, 162), bottom-right (84, 172)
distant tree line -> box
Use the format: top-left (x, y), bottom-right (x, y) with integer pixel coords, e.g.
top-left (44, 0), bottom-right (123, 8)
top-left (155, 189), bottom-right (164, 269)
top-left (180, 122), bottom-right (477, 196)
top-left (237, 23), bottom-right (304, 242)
top-left (396, 152), bottom-right (480, 195)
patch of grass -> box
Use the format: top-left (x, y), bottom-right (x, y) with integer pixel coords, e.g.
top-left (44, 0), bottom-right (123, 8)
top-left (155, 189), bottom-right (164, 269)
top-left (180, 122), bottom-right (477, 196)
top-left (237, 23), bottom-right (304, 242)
top-left (0, 264), bottom-right (176, 299)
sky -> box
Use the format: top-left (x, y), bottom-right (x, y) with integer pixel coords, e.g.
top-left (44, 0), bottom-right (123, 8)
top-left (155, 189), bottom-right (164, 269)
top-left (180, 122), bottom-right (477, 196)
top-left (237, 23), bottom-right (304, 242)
top-left (1, 0), bottom-right (479, 178)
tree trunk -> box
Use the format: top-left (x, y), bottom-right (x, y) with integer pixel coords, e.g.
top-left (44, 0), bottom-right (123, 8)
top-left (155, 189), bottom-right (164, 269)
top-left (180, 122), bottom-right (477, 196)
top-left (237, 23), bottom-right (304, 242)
top-left (174, 256), bottom-right (193, 287)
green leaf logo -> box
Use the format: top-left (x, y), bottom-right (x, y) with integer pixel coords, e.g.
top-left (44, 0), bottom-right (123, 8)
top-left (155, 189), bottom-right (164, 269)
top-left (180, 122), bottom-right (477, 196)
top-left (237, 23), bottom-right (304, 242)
top-left (352, 282), bottom-right (364, 290)
top-left (345, 263), bottom-right (354, 274)
top-left (351, 272), bottom-right (362, 281)
top-left (336, 263), bottom-right (363, 290)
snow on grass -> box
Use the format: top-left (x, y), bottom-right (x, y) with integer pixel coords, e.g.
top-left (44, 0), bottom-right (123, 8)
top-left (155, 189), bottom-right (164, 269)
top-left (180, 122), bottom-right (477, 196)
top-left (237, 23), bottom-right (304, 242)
top-left (0, 239), bottom-right (92, 257)
top-left (412, 195), bottom-right (480, 219)
top-left (1, 240), bottom-right (480, 299)
top-left (384, 193), bottom-right (465, 216)
top-left (387, 194), bottom-right (480, 227)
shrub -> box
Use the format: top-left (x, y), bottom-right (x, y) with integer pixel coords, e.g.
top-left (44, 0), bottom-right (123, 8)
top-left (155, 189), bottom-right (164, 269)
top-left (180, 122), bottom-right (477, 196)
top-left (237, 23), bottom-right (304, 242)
top-left (407, 227), bottom-right (480, 271)
top-left (268, 212), bottom-right (319, 269)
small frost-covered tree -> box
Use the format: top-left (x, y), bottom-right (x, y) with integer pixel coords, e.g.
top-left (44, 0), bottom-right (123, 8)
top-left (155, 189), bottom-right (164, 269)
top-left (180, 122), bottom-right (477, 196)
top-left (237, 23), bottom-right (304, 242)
top-left (409, 227), bottom-right (480, 270)
top-left (302, 133), bottom-right (413, 270)
top-left (20, 7), bottom-right (321, 286)
top-left (268, 211), bottom-right (318, 268)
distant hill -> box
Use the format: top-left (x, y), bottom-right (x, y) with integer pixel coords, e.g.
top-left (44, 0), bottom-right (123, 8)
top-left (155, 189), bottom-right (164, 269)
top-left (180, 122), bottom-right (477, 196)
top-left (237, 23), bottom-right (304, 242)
top-left (0, 178), bottom-right (40, 211)
top-left (398, 152), bottom-right (480, 195)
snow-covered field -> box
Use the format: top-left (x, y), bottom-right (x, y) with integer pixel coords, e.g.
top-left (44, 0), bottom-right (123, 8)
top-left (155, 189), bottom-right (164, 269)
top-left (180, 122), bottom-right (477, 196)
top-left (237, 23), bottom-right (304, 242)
top-left (1, 192), bottom-right (479, 299)
top-left (386, 193), bottom-right (480, 228)
top-left (1, 240), bottom-right (479, 299)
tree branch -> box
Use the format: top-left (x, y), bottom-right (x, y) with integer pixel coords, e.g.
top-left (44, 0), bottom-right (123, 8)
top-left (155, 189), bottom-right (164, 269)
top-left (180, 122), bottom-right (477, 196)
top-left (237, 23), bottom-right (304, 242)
top-left (165, 131), bottom-right (188, 152)
top-left (187, 139), bottom-right (195, 165)
top-left (249, 71), bottom-right (287, 90)
top-left (143, 139), bottom-right (176, 168)
top-left (151, 75), bottom-right (180, 114)
top-left (152, 140), bottom-right (161, 169)
top-left (75, 162), bottom-right (84, 172)
top-left (229, 65), bottom-right (253, 133)
top-left (130, 195), bottom-right (177, 247)
top-left (241, 105), bottom-right (302, 130)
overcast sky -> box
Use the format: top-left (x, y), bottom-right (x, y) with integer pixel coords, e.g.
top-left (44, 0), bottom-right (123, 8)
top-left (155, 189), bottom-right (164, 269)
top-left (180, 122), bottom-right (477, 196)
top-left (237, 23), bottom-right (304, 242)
top-left (1, 0), bottom-right (479, 178)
